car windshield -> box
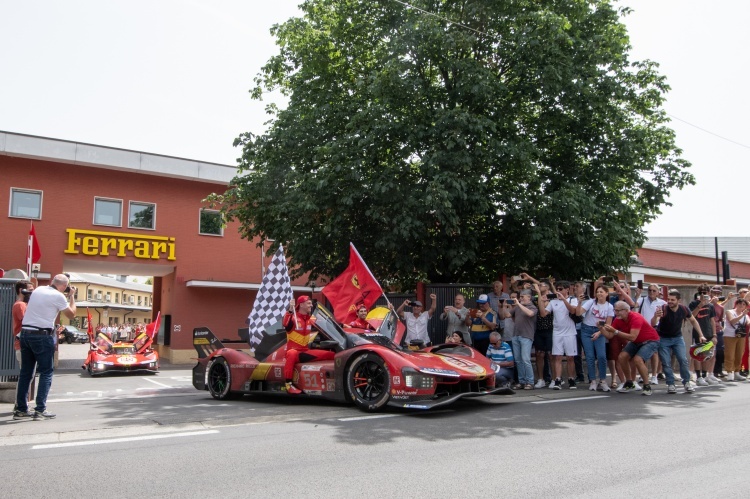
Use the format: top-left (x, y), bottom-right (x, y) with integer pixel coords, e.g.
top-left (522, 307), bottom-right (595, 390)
top-left (349, 332), bottom-right (404, 350)
top-left (66, 326), bottom-right (81, 333)
top-left (114, 346), bottom-right (135, 354)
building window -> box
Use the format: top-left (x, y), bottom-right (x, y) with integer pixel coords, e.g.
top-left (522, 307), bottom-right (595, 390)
top-left (94, 197), bottom-right (122, 226)
top-left (199, 209), bottom-right (223, 236)
top-left (9, 188), bottom-right (43, 219)
top-left (138, 296), bottom-right (142, 306)
top-left (115, 294), bottom-right (119, 304)
top-left (87, 289), bottom-right (93, 300)
top-left (128, 201), bottom-right (156, 230)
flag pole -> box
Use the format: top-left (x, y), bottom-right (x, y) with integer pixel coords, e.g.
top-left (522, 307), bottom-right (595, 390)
top-left (26, 220), bottom-right (33, 277)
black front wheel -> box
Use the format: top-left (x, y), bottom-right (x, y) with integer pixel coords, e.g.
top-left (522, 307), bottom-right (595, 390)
top-left (207, 357), bottom-right (238, 400)
top-left (346, 354), bottom-right (390, 412)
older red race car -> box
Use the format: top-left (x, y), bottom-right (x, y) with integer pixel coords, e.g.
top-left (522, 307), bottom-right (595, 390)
top-left (192, 303), bottom-right (511, 411)
top-left (83, 313), bottom-right (160, 376)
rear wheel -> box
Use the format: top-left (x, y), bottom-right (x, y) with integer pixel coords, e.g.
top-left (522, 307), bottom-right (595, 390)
top-left (207, 357), bottom-right (238, 400)
top-left (346, 354), bottom-right (391, 412)
top-left (66, 337), bottom-right (72, 344)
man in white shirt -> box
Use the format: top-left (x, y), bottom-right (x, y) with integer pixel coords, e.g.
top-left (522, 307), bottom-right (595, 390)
top-left (397, 294), bottom-right (437, 347)
top-left (540, 281), bottom-right (579, 390)
top-left (636, 284), bottom-right (666, 385)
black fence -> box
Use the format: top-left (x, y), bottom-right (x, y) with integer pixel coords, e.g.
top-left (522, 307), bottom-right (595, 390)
top-left (374, 284), bottom-right (492, 345)
top-left (0, 278), bottom-right (20, 380)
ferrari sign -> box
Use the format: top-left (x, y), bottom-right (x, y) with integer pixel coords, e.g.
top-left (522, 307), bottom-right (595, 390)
top-left (64, 228), bottom-right (176, 261)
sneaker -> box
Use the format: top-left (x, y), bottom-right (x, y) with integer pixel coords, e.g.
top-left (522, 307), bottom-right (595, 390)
top-left (616, 382), bottom-right (625, 392)
top-left (617, 381), bottom-right (636, 393)
top-left (741, 370), bottom-right (749, 377)
top-left (696, 377), bottom-right (709, 386)
top-left (550, 378), bottom-right (562, 390)
top-left (13, 410), bottom-right (34, 421)
top-left (285, 382), bottom-right (302, 395)
top-left (716, 372), bottom-right (726, 378)
top-left (524, 384), bottom-right (534, 390)
top-left (633, 382), bottom-right (643, 391)
top-left (534, 379), bottom-right (546, 389)
top-left (667, 384), bottom-right (677, 394)
top-left (642, 384), bottom-right (652, 396)
top-left (706, 374), bottom-right (720, 385)
top-left (589, 380), bottom-right (598, 391)
top-left (650, 375), bottom-right (658, 385)
top-left (727, 372), bottom-right (735, 381)
top-left (657, 373), bottom-right (666, 380)
top-left (576, 375), bottom-right (585, 383)
top-left (598, 381), bottom-right (611, 392)
top-left (33, 410), bottom-right (56, 420)
top-left (684, 382), bottom-right (695, 393)
top-left (568, 378), bottom-right (577, 389)
top-left (735, 372), bottom-right (747, 381)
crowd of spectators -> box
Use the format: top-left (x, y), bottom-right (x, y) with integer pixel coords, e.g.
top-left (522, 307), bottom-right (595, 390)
top-left (398, 275), bottom-right (749, 394)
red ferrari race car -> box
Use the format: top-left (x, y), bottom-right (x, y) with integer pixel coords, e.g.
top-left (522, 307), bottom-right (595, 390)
top-left (192, 304), bottom-right (512, 412)
top-left (83, 314), bottom-right (160, 376)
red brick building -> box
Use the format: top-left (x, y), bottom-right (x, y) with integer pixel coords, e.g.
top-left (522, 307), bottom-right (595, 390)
top-left (1, 131), bottom-right (318, 363)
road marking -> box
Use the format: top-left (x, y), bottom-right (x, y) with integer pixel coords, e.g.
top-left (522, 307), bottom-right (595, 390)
top-left (532, 395), bottom-right (610, 404)
top-left (31, 430), bottom-right (219, 450)
top-left (142, 377), bottom-right (172, 388)
top-left (338, 414), bottom-right (401, 422)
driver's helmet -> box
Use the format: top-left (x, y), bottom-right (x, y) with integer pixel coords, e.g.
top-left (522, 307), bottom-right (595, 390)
top-left (690, 342), bottom-right (715, 362)
top-left (366, 307), bottom-right (390, 321)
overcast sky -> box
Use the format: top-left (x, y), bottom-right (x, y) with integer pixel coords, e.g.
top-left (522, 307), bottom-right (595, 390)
top-left (1, 1), bottom-right (747, 237)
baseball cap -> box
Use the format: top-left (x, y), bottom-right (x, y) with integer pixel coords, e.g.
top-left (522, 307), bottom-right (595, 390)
top-left (476, 294), bottom-right (489, 304)
top-left (411, 300), bottom-right (423, 307)
top-left (296, 295), bottom-right (311, 308)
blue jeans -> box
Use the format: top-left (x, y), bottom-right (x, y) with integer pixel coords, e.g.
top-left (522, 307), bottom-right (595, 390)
top-left (658, 336), bottom-right (690, 385)
top-left (16, 333), bottom-right (55, 413)
top-left (511, 336), bottom-right (534, 385)
top-left (581, 324), bottom-right (608, 381)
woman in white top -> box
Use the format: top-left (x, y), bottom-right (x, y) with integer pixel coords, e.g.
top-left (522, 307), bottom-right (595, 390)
top-left (724, 298), bottom-right (749, 381)
top-left (576, 285), bottom-right (615, 391)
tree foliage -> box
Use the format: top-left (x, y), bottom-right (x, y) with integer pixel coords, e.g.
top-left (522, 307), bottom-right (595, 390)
top-left (211, 0), bottom-right (693, 289)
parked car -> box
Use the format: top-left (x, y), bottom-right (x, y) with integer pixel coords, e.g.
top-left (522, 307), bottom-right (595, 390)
top-left (58, 325), bottom-right (89, 344)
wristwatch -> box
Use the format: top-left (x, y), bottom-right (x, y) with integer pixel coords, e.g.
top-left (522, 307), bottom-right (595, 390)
top-left (614, 330), bottom-right (619, 335)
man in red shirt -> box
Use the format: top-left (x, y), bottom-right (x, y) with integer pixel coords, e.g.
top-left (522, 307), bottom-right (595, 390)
top-left (596, 301), bottom-right (661, 396)
top-left (348, 304), bottom-right (374, 330)
top-left (282, 296), bottom-right (335, 394)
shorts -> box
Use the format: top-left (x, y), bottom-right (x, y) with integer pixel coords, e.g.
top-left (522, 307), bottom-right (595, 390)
top-left (534, 329), bottom-right (553, 353)
top-left (623, 340), bottom-right (660, 362)
top-left (693, 328), bottom-right (714, 342)
top-left (552, 335), bottom-right (577, 356)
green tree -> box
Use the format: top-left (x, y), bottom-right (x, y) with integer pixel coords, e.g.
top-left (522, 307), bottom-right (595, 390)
top-left (212, 0), bottom-right (693, 289)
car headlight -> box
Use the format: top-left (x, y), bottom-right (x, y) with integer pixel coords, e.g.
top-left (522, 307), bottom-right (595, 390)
top-left (403, 368), bottom-right (435, 389)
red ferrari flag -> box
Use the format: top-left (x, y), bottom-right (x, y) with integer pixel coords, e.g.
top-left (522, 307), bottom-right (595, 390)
top-left (145, 312), bottom-right (161, 341)
top-left (322, 243), bottom-right (383, 324)
top-left (86, 308), bottom-right (94, 342)
top-left (26, 222), bottom-right (42, 276)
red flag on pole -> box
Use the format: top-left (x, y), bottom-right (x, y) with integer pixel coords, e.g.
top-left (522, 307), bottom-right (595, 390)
top-left (26, 222), bottom-right (42, 276)
top-left (145, 311), bottom-right (161, 341)
top-left (322, 243), bottom-right (383, 324)
top-left (86, 308), bottom-right (94, 342)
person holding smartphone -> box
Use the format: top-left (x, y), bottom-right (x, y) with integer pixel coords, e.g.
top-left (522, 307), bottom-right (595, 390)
top-left (688, 285), bottom-right (717, 385)
top-left (576, 285), bottom-right (614, 391)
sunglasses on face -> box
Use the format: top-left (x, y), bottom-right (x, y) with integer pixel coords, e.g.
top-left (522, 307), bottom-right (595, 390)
top-left (555, 288), bottom-right (564, 291)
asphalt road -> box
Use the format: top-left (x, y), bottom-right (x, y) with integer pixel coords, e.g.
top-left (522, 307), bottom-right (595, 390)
top-left (2, 343), bottom-right (748, 497)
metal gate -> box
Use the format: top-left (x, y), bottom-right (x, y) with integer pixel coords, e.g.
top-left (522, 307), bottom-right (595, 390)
top-left (0, 278), bottom-right (20, 380)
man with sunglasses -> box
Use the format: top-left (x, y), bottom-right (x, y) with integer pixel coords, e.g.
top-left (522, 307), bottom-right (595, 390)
top-left (539, 281), bottom-right (579, 389)
top-left (636, 284), bottom-right (667, 385)
top-left (596, 301), bottom-right (660, 396)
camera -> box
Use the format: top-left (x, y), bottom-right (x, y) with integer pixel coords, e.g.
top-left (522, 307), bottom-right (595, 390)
top-left (597, 320), bottom-right (606, 327)
top-left (506, 299), bottom-right (516, 305)
top-left (702, 295), bottom-right (710, 301)
top-left (546, 293), bottom-right (557, 300)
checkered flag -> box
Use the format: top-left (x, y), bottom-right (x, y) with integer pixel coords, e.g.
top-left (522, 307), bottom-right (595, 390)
top-left (247, 244), bottom-right (293, 352)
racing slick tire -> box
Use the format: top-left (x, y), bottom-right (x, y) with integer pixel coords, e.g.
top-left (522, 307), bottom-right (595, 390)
top-left (207, 357), bottom-right (239, 400)
top-left (346, 353), bottom-right (391, 412)
top-left (66, 337), bottom-right (72, 344)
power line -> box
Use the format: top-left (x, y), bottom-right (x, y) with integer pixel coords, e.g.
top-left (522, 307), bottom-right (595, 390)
top-left (667, 113), bottom-right (750, 150)
top-left (390, 0), bottom-right (488, 36)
